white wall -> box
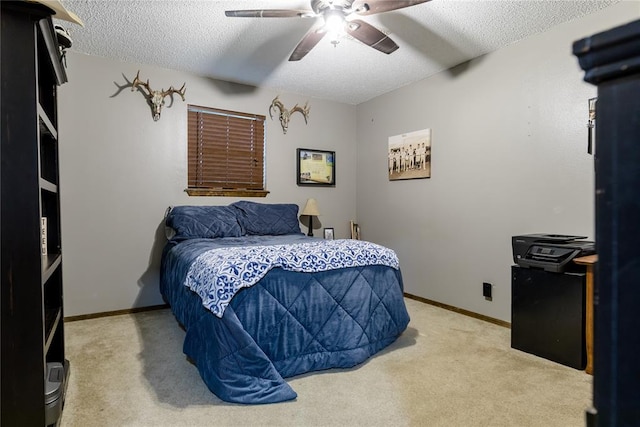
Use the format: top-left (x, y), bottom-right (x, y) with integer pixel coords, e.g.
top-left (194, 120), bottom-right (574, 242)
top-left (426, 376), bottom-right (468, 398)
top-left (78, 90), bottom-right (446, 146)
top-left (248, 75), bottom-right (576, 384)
top-left (355, 2), bottom-right (639, 322)
top-left (58, 54), bottom-right (357, 316)
top-left (59, 2), bottom-right (638, 319)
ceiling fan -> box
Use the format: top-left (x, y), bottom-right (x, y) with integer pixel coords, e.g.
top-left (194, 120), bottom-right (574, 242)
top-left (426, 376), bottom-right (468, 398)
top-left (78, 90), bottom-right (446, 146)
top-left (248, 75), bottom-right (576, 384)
top-left (225, 0), bottom-right (431, 61)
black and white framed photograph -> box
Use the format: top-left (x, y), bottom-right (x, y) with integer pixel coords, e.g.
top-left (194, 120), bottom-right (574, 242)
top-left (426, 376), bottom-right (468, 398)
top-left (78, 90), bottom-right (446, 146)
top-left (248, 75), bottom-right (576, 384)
top-left (297, 148), bottom-right (335, 186)
top-left (323, 228), bottom-right (334, 240)
top-left (388, 128), bottom-right (431, 181)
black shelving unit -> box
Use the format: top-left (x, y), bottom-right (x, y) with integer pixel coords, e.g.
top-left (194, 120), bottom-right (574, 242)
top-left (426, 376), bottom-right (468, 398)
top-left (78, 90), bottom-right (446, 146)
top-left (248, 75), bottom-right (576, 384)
top-left (1, 2), bottom-right (70, 426)
top-left (573, 18), bottom-right (640, 427)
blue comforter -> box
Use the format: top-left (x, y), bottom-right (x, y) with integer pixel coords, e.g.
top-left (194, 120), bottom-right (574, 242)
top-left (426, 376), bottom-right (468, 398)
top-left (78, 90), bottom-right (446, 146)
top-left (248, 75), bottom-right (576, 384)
top-left (160, 235), bottom-right (410, 404)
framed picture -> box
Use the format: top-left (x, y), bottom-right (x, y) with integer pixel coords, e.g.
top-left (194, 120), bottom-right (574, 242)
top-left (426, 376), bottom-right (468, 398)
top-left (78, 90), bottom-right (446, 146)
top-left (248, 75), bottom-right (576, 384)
top-left (323, 228), bottom-right (334, 240)
top-left (297, 148), bottom-right (335, 186)
top-left (388, 128), bottom-right (431, 181)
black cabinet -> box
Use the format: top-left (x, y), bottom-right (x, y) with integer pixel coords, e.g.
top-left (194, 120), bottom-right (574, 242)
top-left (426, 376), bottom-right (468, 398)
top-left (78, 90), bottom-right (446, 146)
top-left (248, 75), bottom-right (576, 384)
top-left (511, 266), bottom-right (586, 370)
top-left (574, 18), bottom-right (640, 426)
top-left (1, 2), bottom-right (69, 426)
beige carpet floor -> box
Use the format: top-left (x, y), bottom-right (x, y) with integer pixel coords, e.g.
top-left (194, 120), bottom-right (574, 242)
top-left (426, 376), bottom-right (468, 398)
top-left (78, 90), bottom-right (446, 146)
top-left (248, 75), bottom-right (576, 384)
top-left (60, 298), bottom-right (592, 427)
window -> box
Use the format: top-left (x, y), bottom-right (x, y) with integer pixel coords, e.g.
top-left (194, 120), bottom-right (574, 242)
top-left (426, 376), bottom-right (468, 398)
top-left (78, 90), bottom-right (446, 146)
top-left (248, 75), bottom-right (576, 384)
top-left (186, 104), bottom-right (268, 197)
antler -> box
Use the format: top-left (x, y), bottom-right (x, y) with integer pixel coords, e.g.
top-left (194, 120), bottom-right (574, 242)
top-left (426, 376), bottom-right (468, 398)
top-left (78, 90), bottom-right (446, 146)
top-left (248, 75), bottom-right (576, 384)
top-left (269, 96), bottom-right (310, 134)
top-left (269, 96), bottom-right (285, 120)
top-left (129, 70), bottom-right (187, 121)
top-left (131, 70), bottom-right (153, 96)
top-left (290, 102), bottom-right (310, 124)
top-left (162, 82), bottom-right (186, 101)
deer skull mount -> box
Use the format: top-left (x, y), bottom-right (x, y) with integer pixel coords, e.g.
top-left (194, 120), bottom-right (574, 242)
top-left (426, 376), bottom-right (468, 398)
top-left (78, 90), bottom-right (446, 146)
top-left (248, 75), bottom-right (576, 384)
top-left (269, 96), bottom-right (310, 134)
top-left (131, 70), bottom-right (186, 121)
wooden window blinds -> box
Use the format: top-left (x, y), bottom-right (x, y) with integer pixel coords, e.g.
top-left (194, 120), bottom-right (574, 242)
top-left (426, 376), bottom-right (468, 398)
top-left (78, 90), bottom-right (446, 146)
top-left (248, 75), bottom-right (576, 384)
top-left (187, 105), bottom-right (267, 196)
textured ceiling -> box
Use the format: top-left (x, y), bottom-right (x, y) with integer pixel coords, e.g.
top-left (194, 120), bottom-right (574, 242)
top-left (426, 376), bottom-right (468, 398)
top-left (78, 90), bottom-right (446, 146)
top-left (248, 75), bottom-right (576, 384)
top-left (54, 0), bottom-right (619, 104)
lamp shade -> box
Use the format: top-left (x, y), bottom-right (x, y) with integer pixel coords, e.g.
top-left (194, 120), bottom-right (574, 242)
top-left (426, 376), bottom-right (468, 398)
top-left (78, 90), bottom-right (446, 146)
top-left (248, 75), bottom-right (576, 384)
top-left (301, 198), bottom-right (320, 216)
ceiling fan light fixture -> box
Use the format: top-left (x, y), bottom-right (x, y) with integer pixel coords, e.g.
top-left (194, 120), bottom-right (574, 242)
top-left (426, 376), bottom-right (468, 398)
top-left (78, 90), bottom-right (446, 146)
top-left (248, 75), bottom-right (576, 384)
top-left (323, 10), bottom-right (345, 34)
top-left (323, 10), bottom-right (346, 45)
top-left (226, 0), bottom-right (431, 61)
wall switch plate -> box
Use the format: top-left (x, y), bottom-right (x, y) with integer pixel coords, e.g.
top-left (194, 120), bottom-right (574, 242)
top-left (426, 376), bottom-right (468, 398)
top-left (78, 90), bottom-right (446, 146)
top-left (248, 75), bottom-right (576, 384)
top-left (483, 282), bottom-right (493, 299)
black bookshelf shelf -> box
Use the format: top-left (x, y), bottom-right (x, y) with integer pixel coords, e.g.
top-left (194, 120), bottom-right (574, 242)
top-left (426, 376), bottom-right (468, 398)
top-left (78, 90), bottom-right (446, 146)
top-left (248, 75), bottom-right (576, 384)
top-left (44, 307), bottom-right (62, 353)
top-left (42, 254), bottom-right (62, 284)
top-left (2, 2), bottom-right (69, 425)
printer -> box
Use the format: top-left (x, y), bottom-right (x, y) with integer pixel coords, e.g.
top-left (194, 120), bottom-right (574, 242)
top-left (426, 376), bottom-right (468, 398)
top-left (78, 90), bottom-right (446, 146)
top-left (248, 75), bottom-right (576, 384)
top-left (512, 234), bottom-right (595, 273)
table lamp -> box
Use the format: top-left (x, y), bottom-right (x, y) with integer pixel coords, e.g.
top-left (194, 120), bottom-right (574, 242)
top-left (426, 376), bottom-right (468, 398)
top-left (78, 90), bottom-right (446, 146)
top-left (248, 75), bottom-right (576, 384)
top-left (302, 198), bottom-right (320, 237)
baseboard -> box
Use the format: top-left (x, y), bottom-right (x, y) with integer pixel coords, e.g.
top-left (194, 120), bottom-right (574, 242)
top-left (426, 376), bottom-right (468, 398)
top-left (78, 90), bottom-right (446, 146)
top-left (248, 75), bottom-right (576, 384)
top-left (404, 293), bottom-right (511, 329)
top-left (64, 304), bottom-right (169, 322)
top-left (65, 296), bottom-right (510, 328)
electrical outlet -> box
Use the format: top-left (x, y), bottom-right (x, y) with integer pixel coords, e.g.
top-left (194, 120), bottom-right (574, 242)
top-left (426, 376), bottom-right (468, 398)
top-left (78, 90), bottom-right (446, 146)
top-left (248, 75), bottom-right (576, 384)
top-left (483, 282), bottom-right (493, 300)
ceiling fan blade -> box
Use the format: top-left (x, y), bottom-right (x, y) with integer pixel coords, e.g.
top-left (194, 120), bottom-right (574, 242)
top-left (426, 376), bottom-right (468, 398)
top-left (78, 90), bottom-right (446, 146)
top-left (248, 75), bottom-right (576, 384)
top-left (289, 27), bottom-right (327, 61)
top-left (345, 19), bottom-right (398, 54)
top-left (352, 0), bottom-right (431, 16)
top-left (225, 10), bottom-right (313, 18)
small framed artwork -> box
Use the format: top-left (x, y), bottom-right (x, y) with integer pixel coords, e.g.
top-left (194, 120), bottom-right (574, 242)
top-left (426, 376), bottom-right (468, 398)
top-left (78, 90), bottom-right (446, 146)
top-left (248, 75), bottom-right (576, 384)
top-left (323, 228), bottom-right (335, 240)
top-left (388, 128), bottom-right (431, 181)
top-left (297, 148), bottom-right (335, 186)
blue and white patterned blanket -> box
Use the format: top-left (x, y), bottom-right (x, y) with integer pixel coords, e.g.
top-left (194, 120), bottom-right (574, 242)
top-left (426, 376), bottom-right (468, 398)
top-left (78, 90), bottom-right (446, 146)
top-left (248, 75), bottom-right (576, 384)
top-left (184, 239), bottom-right (399, 317)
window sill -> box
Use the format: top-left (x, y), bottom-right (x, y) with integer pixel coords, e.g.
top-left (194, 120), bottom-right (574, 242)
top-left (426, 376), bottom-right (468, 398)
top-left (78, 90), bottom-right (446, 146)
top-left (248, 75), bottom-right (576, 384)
top-left (185, 188), bottom-right (270, 197)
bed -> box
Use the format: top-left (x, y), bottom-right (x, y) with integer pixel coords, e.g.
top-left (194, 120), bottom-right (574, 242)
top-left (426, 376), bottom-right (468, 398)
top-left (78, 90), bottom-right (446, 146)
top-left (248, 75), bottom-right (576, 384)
top-left (160, 201), bottom-right (410, 404)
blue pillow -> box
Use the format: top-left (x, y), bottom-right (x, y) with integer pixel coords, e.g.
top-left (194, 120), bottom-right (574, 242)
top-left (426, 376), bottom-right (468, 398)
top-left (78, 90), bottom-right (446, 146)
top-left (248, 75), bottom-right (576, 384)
top-left (166, 205), bottom-right (243, 241)
top-left (231, 201), bottom-right (302, 236)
